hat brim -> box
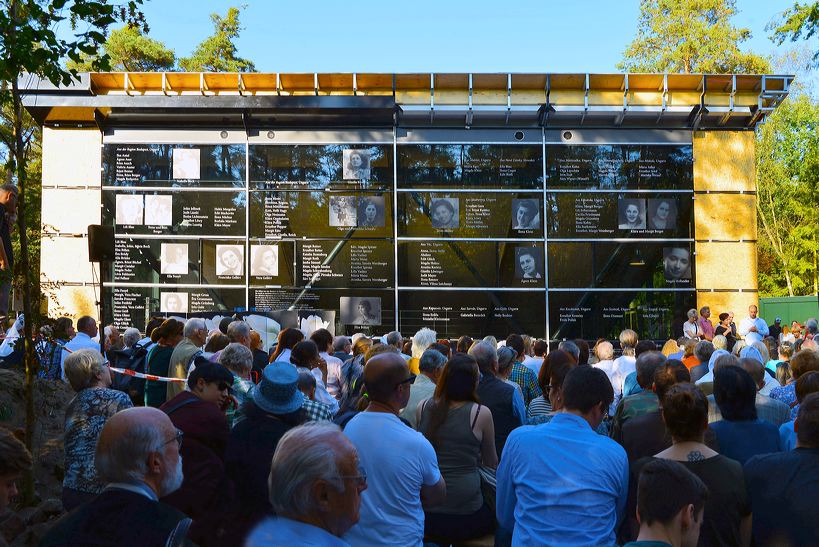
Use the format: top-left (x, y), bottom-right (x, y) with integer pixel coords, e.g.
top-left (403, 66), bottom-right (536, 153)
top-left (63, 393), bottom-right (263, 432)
top-left (249, 384), bottom-right (304, 415)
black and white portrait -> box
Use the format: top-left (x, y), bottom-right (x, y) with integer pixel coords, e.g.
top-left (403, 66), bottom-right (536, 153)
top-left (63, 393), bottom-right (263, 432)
top-left (329, 196), bottom-right (357, 227)
top-left (250, 244), bottom-right (279, 277)
top-left (340, 296), bottom-right (381, 326)
top-left (515, 246), bottom-right (543, 280)
top-left (512, 199), bottom-right (540, 230)
top-left (663, 247), bottom-right (692, 283)
top-left (215, 244), bottom-right (244, 277)
top-left (144, 195), bottom-right (173, 226)
top-left (172, 148), bottom-right (201, 180)
top-left (160, 243), bottom-right (188, 275)
top-left (429, 197), bottom-right (459, 229)
top-left (617, 197), bottom-right (646, 230)
top-left (160, 292), bottom-right (188, 313)
top-left (357, 196), bottom-right (385, 227)
top-left (115, 195), bottom-right (144, 225)
top-left (647, 198), bottom-right (678, 230)
top-left (343, 149), bottom-right (371, 180)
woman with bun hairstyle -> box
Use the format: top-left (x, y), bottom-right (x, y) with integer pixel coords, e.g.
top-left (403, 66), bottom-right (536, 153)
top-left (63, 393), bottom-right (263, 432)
top-left (144, 318), bottom-right (184, 407)
top-left (624, 383), bottom-right (752, 546)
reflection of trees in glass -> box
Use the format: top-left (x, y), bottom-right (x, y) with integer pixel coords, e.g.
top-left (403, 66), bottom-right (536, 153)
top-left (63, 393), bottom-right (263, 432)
top-left (102, 144), bottom-right (245, 186)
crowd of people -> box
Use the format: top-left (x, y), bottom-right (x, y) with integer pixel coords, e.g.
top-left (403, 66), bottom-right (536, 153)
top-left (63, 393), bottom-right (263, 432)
top-left (1, 304), bottom-right (818, 546)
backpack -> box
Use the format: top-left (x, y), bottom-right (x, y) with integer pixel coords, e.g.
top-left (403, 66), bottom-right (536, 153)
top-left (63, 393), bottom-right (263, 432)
top-left (111, 342), bottom-right (151, 406)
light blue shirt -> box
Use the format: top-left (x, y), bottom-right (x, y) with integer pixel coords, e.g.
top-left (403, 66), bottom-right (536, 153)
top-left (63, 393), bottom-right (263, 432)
top-left (779, 420), bottom-right (797, 451)
top-left (247, 516), bottom-right (349, 547)
top-left (511, 385), bottom-right (526, 425)
top-left (60, 332), bottom-right (101, 381)
top-left (497, 412), bottom-right (628, 546)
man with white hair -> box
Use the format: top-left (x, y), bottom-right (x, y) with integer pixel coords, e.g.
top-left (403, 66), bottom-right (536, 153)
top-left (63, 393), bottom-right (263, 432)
top-left (408, 327), bottom-right (437, 375)
top-left (247, 423), bottom-right (367, 546)
top-left (40, 407), bottom-right (189, 546)
top-left (592, 341), bottom-right (619, 414)
top-left (122, 327), bottom-right (142, 350)
top-left (386, 330), bottom-right (411, 361)
top-left (167, 318), bottom-right (207, 400)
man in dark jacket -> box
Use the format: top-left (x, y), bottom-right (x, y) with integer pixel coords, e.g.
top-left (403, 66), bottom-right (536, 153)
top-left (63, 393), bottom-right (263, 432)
top-left (160, 359), bottom-right (234, 546)
top-left (40, 407), bottom-right (192, 547)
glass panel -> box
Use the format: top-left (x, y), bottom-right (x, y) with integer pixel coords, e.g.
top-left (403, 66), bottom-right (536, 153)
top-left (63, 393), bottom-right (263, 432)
top-left (297, 240), bottom-right (394, 288)
top-left (112, 238), bottom-right (201, 284)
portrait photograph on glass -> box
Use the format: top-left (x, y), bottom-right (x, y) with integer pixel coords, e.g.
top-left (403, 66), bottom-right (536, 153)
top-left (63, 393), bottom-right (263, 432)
top-left (515, 246), bottom-right (543, 279)
top-left (357, 196), bottom-right (385, 227)
top-left (340, 296), bottom-right (382, 326)
top-left (617, 197), bottom-right (646, 230)
top-left (512, 198), bottom-right (541, 230)
top-left (160, 243), bottom-right (189, 275)
top-left (115, 194), bottom-right (144, 225)
top-left (215, 244), bottom-right (245, 277)
top-left (250, 244), bottom-right (279, 277)
top-left (172, 148), bottom-right (201, 180)
top-left (429, 197), bottom-right (460, 229)
top-left (647, 198), bottom-right (678, 230)
top-left (343, 149), bottom-right (372, 180)
top-left (160, 292), bottom-right (188, 313)
top-left (144, 195), bottom-right (173, 226)
top-left (329, 196), bottom-right (357, 227)
top-left (663, 247), bottom-right (692, 284)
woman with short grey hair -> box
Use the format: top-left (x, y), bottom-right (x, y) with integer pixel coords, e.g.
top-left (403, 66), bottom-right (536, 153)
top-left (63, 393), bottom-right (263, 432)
top-left (218, 342), bottom-right (254, 426)
top-left (62, 348), bottom-right (133, 511)
top-left (683, 309), bottom-right (702, 340)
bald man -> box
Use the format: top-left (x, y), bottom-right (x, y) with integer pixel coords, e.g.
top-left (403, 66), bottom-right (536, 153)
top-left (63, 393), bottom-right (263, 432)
top-left (41, 407), bottom-right (192, 547)
top-left (342, 353), bottom-right (446, 546)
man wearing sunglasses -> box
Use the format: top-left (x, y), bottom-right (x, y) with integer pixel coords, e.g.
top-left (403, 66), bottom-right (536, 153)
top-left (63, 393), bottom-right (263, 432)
top-left (160, 359), bottom-right (235, 545)
top-left (342, 352), bottom-right (446, 547)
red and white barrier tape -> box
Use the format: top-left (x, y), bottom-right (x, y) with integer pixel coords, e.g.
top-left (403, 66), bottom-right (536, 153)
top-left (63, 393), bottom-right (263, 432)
top-left (109, 366), bottom-right (187, 383)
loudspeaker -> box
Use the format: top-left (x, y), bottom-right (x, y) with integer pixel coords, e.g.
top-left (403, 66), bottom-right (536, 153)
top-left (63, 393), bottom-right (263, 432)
top-left (87, 224), bottom-right (115, 262)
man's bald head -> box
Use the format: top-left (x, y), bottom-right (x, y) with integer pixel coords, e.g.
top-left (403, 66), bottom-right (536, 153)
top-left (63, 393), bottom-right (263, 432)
top-left (364, 352), bottom-right (411, 404)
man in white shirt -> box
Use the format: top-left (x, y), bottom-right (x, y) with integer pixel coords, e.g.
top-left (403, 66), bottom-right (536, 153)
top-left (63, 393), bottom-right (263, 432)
top-left (738, 304), bottom-right (769, 345)
top-left (521, 339), bottom-right (546, 376)
top-left (343, 352), bottom-right (446, 547)
top-left (60, 316), bottom-right (100, 381)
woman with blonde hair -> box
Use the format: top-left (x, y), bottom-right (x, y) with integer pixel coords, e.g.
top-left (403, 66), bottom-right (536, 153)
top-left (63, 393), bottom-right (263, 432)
top-left (660, 339), bottom-right (680, 357)
top-left (62, 348), bottom-right (132, 510)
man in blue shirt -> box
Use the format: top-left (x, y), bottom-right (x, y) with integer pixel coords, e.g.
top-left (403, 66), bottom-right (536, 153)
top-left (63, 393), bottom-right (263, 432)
top-left (497, 365), bottom-right (628, 546)
top-left (60, 316), bottom-right (101, 381)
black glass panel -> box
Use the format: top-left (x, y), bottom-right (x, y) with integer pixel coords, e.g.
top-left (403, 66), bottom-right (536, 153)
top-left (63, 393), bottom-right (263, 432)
top-left (548, 242), bottom-right (694, 289)
top-left (102, 144), bottom-right (245, 188)
top-left (297, 240), bottom-right (394, 288)
top-left (112, 238), bottom-right (200, 284)
top-left (548, 290), bottom-right (696, 341)
top-left (248, 240), bottom-right (296, 287)
top-left (398, 241), bottom-right (499, 288)
top-left (397, 290), bottom-right (546, 339)
top-left (398, 192), bottom-right (543, 238)
top-left (102, 190), bottom-right (246, 237)
top-left (249, 145), bottom-right (393, 190)
top-left (201, 240), bottom-right (246, 285)
top-left (546, 145), bottom-right (693, 189)
top-left (249, 190), bottom-right (392, 239)
top-left (397, 144), bottom-right (543, 189)
top-left (545, 192), bottom-right (693, 239)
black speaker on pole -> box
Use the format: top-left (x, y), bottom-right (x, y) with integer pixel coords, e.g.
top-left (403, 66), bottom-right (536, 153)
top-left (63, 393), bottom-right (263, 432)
top-left (88, 224), bottom-right (115, 262)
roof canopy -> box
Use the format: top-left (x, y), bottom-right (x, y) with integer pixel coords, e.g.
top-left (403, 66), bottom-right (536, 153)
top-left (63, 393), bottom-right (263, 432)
top-left (20, 72), bottom-right (793, 129)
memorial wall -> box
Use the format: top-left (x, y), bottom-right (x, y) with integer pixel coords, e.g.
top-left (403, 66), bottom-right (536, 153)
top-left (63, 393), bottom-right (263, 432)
top-left (98, 129), bottom-right (697, 340)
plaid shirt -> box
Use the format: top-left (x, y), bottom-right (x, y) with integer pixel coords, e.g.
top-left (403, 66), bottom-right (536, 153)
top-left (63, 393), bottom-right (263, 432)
top-left (302, 398), bottom-right (333, 422)
top-left (509, 362), bottom-right (542, 407)
top-left (610, 390), bottom-right (658, 443)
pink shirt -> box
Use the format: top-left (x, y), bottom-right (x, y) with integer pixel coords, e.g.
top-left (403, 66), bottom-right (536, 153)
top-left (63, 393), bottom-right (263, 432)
top-left (699, 317), bottom-right (715, 340)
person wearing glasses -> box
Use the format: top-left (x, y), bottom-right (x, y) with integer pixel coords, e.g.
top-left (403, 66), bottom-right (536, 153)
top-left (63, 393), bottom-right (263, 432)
top-left (167, 317), bottom-right (209, 401)
top-left (41, 407), bottom-right (190, 547)
top-left (160, 359), bottom-right (235, 545)
top-left (61, 348), bottom-right (133, 511)
top-left (342, 352), bottom-right (446, 547)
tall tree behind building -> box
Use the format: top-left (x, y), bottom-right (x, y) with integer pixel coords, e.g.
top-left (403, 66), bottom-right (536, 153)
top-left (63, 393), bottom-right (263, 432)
top-left (768, 2), bottom-right (819, 67)
top-left (179, 6), bottom-right (256, 72)
top-left (67, 25), bottom-right (176, 72)
top-left (618, 0), bottom-right (770, 73)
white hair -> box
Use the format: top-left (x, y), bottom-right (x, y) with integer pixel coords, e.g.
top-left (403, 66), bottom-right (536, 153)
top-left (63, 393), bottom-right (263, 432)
top-left (183, 318), bottom-right (207, 338)
top-left (596, 341), bottom-right (614, 361)
top-left (95, 421), bottom-right (163, 484)
top-left (226, 320), bottom-right (251, 342)
top-left (123, 327), bottom-right (141, 348)
top-left (411, 328), bottom-right (437, 359)
top-left (268, 423), bottom-right (347, 516)
top-left (218, 343), bottom-right (253, 374)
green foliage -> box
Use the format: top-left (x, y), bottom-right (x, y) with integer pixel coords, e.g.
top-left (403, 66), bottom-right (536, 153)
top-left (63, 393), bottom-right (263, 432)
top-left (618, 0), bottom-right (771, 73)
top-left (67, 25), bottom-right (175, 72)
top-left (768, 2), bottom-right (819, 67)
top-left (756, 91), bottom-right (819, 296)
top-left (179, 6), bottom-right (255, 72)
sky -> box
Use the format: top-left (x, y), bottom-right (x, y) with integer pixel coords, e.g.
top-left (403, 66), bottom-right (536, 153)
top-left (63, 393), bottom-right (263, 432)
top-left (109, 0), bottom-right (813, 74)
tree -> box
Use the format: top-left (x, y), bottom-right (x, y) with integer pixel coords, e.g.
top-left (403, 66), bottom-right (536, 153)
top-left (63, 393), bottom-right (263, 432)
top-left (618, 0), bottom-right (771, 73)
top-left (67, 25), bottom-right (175, 72)
top-left (768, 2), bottom-right (819, 67)
top-left (0, 0), bottom-right (145, 503)
top-left (179, 6), bottom-right (255, 72)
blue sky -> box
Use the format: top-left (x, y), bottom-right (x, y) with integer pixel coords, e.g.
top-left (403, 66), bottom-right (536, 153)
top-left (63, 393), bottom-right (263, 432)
top-left (68, 0), bottom-right (816, 73)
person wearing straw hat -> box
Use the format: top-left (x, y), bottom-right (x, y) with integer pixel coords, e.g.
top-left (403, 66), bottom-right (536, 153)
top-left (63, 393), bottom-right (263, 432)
top-left (225, 361), bottom-right (307, 542)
